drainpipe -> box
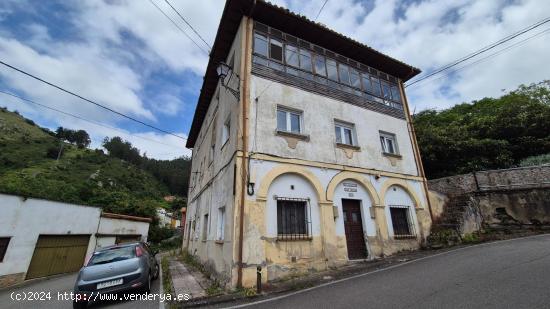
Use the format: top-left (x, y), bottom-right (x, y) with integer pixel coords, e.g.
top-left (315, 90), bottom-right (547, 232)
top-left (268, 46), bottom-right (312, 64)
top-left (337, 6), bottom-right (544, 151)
top-left (237, 13), bottom-right (254, 288)
top-left (399, 79), bottom-right (434, 222)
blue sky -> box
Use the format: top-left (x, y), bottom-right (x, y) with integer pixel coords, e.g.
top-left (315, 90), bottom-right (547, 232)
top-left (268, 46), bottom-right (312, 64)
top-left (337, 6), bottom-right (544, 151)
top-left (0, 0), bottom-right (548, 159)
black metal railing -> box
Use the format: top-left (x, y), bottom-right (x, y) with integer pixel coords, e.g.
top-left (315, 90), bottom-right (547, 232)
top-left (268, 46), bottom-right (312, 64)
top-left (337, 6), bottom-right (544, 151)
top-left (389, 205), bottom-right (417, 239)
top-left (276, 197), bottom-right (312, 240)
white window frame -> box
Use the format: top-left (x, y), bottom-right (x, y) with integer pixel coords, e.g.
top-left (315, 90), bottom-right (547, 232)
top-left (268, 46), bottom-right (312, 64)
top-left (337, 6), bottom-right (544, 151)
top-left (216, 206), bottom-right (225, 241)
top-left (334, 121), bottom-right (357, 146)
top-left (277, 106), bottom-right (303, 134)
top-left (380, 131), bottom-right (399, 155)
top-left (222, 115), bottom-right (230, 146)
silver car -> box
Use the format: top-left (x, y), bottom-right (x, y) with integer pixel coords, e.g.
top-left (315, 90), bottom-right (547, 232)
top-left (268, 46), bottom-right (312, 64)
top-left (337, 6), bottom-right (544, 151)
top-left (73, 242), bottom-right (159, 308)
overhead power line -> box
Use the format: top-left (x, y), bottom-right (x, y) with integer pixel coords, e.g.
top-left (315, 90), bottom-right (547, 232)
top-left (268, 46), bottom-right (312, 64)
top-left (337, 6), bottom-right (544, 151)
top-left (0, 90), bottom-right (185, 151)
top-left (148, 0), bottom-right (210, 55)
top-left (163, 0), bottom-right (212, 51)
top-left (411, 27), bottom-right (550, 90)
top-left (314, 0), bottom-right (329, 21)
top-left (405, 16), bottom-right (550, 88)
top-left (0, 60), bottom-right (187, 140)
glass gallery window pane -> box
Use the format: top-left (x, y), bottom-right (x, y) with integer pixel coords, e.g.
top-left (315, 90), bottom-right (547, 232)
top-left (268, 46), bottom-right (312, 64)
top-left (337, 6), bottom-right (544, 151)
top-left (361, 73), bottom-right (372, 93)
top-left (390, 85), bottom-right (402, 102)
top-left (290, 113), bottom-right (301, 133)
top-left (326, 59), bottom-right (338, 81)
top-left (371, 76), bottom-right (382, 96)
top-left (314, 55), bottom-right (327, 77)
top-left (254, 32), bottom-right (268, 57)
top-left (338, 64), bottom-right (350, 85)
top-left (335, 126), bottom-right (342, 143)
top-left (350, 69), bottom-right (361, 89)
top-left (285, 45), bottom-right (299, 67)
top-left (381, 81), bottom-right (392, 99)
top-left (277, 110), bottom-right (287, 131)
top-left (299, 49), bottom-right (313, 72)
top-left (270, 38), bottom-right (283, 61)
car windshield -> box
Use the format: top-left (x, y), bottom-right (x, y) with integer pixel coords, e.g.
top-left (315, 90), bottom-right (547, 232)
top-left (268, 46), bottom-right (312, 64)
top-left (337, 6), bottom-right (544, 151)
top-left (88, 246), bottom-right (136, 265)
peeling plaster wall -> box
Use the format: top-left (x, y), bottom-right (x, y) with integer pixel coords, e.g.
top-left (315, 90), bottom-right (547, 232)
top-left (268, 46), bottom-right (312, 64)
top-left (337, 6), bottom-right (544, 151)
top-left (248, 75), bottom-right (419, 176)
top-left (184, 18), bottom-right (246, 286)
top-left (241, 161), bottom-right (428, 283)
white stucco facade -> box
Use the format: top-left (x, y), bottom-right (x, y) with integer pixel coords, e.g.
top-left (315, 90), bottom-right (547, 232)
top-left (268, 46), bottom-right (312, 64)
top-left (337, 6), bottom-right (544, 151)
top-left (184, 12), bottom-right (431, 288)
top-left (0, 194), bottom-right (151, 287)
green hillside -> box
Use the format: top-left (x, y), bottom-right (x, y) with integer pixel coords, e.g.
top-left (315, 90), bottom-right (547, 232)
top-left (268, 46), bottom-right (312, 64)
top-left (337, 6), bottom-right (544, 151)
top-left (0, 107), bottom-right (169, 219)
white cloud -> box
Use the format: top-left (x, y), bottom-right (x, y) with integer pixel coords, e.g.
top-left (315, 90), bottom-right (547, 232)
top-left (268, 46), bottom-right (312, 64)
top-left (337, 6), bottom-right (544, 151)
top-left (289, 0), bottom-right (550, 111)
top-left (1, 0), bottom-right (549, 159)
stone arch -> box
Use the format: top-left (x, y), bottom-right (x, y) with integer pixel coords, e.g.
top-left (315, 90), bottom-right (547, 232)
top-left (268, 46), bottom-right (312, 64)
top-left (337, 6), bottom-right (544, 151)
top-left (256, 164), bottom-right (326, 202)
top-left (326, 171), bottom-right (381, 205)
top-left (379, 178), bottom-right (424, 208)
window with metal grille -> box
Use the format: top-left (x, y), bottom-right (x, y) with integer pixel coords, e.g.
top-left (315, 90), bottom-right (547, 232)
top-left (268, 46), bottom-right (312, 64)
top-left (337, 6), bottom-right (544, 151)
top-left (276, 198), bottom-right (311, 240)
top-left (0, 237), bottom-right (10, 262)
top-left (389, 206), bottom-right (416, 238)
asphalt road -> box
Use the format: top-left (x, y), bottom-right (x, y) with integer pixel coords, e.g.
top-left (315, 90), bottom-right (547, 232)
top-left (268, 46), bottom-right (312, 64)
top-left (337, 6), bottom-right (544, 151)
top-left (0, 270), bottom-right (161, 309)
top-left (228, 234), bottom-right (550, 309)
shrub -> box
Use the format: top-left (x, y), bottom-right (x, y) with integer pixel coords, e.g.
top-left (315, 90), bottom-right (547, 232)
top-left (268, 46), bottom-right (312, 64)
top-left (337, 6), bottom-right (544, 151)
top-left (519, 154), bottom-right (550, 167)
top-left (46, 146), bottom-right (62, 159)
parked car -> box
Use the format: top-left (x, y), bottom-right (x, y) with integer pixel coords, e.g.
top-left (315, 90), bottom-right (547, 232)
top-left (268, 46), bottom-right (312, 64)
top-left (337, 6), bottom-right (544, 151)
top-left (73, 242), bottom-right (159, 308)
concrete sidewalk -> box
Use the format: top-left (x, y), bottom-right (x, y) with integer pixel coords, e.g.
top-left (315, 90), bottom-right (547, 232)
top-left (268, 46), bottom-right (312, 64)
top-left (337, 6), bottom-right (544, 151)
top-left (169, 259), bottom-right (207, 299)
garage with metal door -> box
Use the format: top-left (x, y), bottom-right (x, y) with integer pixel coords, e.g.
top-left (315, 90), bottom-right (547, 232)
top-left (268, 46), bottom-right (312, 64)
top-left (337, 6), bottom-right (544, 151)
top-left (26, 235), bottom-right (90, 279)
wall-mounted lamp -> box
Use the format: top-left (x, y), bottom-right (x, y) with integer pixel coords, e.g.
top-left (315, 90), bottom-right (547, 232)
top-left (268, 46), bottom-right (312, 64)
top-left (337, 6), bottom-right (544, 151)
top-left (216, 62), bottom-right (240, 100)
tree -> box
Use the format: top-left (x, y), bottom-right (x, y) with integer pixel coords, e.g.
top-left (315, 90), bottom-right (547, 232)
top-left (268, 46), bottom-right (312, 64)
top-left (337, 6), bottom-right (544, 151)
top-left (414, 81), bottom-right (550, 179)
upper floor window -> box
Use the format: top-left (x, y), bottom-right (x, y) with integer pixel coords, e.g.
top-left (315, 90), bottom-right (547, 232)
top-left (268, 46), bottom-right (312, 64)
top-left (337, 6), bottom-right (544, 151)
top-left (335, 121), bottom-right (356, 146)
top-left (277, 106), bottom-right (302, 134)
top-left (270, 38), bottom-right (283, 62)
top-left (380, 131), bottom-right (399, 155)
top-left (251, 23), bottom-right (404, 111)
top-left (216, 206), bottom-right (225, 241)
top-left (254, 32), bottom-right (268, 57)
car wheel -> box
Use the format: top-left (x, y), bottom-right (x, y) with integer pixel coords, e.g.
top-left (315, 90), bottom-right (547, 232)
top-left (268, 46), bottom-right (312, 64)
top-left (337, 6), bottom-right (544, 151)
top-left (152, 263), bottom-right (160, 280)
top-left (143, 272), bottom-right (151, 294)
top-left (73, 300), bottom-right (88, 309)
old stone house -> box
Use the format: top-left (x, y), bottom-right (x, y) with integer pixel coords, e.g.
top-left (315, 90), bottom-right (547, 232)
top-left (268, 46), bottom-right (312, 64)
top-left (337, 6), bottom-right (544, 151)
top-left (184, 0), bottom-right (432, 288)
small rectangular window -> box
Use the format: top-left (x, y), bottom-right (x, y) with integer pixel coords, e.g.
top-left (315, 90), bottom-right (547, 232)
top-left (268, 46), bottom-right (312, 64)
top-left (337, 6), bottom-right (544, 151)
top-left (361, 73), bottom-right (372, 93)
top-left (277, 107), bottom-right (303, 134)
top-left (216, 207), bottom-right (225, 241)
top-left (0, 237), bottom-right (10, 262)
top-left (380, 131), bottom-right (398, 155)
top-left (335, 121), bottom-right (356, 146)
top-left (314, 55), bottom-right (327, 77)
top-left (202, 214), bottom-right (209, 241)
top-left (277, 199), bottom-right (310, 239)
top-left (299, 49), bottom-right (312, 72)
top-left (253, 32), bottom-right (268, 57)
top-left (338, 64), bottom-right (350, 85)
top-left (285, 45), bottom-right (299, 67)
top-left (269, 38), bottom-right (283, 62)
top-left (326, 59), bottom-right (338, 81)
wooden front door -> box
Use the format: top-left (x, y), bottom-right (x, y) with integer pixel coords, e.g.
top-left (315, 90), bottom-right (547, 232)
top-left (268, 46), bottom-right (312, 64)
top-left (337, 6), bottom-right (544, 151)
top-left (342, 199), bottom-right (367, 259)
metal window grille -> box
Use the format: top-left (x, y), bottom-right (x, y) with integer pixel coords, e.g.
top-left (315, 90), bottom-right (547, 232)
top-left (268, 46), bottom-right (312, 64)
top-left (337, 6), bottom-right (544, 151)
top-left (389, 205), bottom-right (416, 239)
top-left (276, 197), bottom-right (312, 240)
